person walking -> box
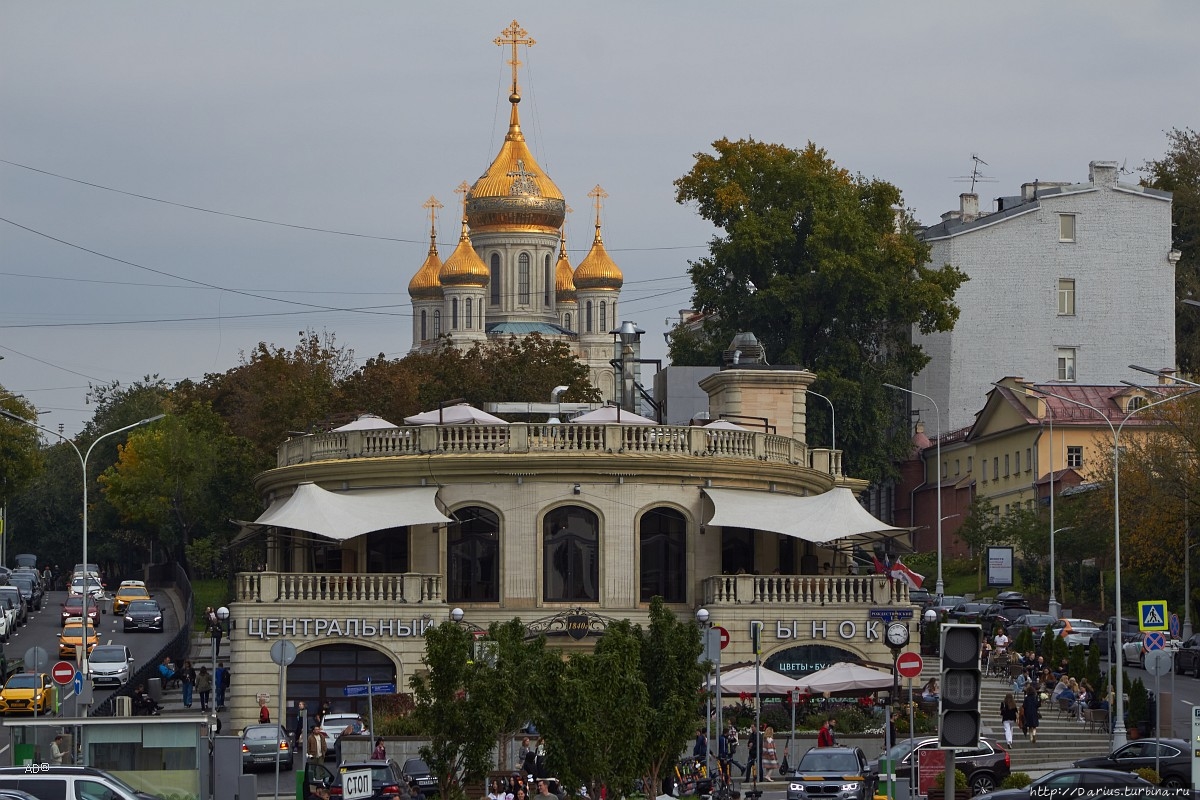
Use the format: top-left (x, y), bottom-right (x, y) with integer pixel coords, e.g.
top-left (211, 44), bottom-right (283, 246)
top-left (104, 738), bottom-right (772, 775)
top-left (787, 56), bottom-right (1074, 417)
top-left (743, 725), bottom-right (760, 781)
top-left (760, 726), bottom-right (778, 781)
top-left (215, 662), bottom-right (230, 710)
top-left (195, 666), bottom-right (213, 712)
top-left (816, 717), bottom-right (837, 747)
top-left (1021, 685), bottom-right (1041, 744)
top-left (1000, 692), bottom-right (1019, 747)
top-left (308, 726), bottom-right (328, 762)
top-left (179, 660), bottom-right (197, 708)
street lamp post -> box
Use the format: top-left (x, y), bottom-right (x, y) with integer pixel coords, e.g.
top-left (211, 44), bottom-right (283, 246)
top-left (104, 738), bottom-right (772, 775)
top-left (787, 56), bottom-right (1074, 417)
top-left (1048, 528), bottom-right (1072, 620)
top-left (0, 408), bottom-right (164, 749)
top-left (807, 390), bottom-right (836, 453)
top-left (695, 608), bottom-right (717, 785)
top-left (883, 384), bottom-right (944, 597)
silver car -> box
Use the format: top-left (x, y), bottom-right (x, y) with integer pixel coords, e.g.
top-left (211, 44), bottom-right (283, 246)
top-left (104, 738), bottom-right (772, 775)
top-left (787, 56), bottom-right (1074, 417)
top-left (240, 724), bottom-right (293, 771)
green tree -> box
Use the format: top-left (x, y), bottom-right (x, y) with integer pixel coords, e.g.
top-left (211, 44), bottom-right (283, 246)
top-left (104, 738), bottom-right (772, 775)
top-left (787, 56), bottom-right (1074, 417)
top-left (1142, 129), bottom-right (1200, 372)
top-left (0, 389), bottom-right (43, 502)
top-left (956, 495), bottom-right (1004, 592)
top-left (673, 138), bottom-right (966, 480)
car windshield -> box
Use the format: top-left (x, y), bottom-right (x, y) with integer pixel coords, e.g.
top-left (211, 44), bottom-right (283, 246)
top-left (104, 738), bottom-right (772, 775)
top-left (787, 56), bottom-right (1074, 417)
top-left (128, 601), bottom-right (159, 612)
top-left (63, 625), bottom-right (92, 637)
top-left (1024, 615), bottom-right (1054, 625)
top-left (404, 759), bottom-right (430, 773)
top-left (882, 739), bottom-right (922, 761)
top-left (119, 588), bottom-right (149, 598)
top-left (5, 675), bottom-right (40, 689)
top-left (798, 752), bottom-right (861, 772)
top-left (245, 726), bottom-right (284, 740)
top-left (90, 648), bottom-right (125, 663)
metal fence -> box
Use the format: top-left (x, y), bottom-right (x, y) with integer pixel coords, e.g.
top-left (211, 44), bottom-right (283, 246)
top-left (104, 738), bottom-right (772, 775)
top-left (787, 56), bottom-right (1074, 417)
top-left (92, 563), bottom-right (193, 717)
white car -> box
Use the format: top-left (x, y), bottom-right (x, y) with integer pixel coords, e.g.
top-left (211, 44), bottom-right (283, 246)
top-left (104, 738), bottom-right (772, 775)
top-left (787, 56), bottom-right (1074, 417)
top-left (319, 713), bottom-right (365, 758)
top-left (88, 644), bottom-right (134, 687)
top-left (1122, 636), bottom-right (1181, 667)
top-left (69, 576), bottom-right (106, 600)
top-left (0, 597), bottom-right (16, 642)
top-left (1048, 618), bottom-right (1101, 648)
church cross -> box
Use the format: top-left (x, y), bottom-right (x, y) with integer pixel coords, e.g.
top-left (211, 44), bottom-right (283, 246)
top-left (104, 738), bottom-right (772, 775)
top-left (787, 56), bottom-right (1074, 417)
top-left (494, 20), bottom-right (535, 96)
top-left (588, 185), bottom-right (608, 234)
top-left (455, 181), bottom-right (471, 217)
top-left (422, 196), bottom-right (443, 230)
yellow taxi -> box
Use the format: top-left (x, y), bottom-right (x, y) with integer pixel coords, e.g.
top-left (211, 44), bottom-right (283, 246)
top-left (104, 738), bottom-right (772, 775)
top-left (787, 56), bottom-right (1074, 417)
top-left (112, 585), bottom-right (151, 615)
top-left (0, 672), bottom-right (52, 714)
top-left (58, 619), bottom-right (99, 658)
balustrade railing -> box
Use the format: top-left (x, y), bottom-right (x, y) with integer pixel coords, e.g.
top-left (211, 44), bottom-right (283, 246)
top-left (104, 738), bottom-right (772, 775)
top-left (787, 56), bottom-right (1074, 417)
top-left (236, 572), bottom-right (442, 604)
top-left (701, 574), bottom-right (910, 607)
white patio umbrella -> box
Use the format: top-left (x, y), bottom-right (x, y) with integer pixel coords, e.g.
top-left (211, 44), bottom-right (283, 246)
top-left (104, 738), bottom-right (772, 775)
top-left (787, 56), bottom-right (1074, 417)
top-left (403, 404), bottom-right (508, 425)
top-left (709, 664), bottom-right (802, 695)
top-left (568, 405), bottom-right (657, 425)
top-left (703, 419), bottom-right (751, 431)
top-left (798, 662), bottom-right (893, 695)
top-left (332, 414), bottom-right (399, 431)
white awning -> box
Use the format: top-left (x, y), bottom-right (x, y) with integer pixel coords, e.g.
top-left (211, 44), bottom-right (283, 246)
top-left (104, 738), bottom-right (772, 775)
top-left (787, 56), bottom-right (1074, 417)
top-left (245, 482), bottom-right (449, 541)
top-left (703, 487), bottom-right (903, 544)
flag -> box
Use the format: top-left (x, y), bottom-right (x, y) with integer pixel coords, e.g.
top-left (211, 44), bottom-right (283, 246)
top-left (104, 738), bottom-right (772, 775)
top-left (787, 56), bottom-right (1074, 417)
top-left (872, 553), bottom-right (886, 574)
top-left (889, 557), bottom-right (925, 590)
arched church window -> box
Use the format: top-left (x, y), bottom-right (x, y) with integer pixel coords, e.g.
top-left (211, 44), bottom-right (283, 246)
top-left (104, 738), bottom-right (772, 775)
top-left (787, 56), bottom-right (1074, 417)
top-left (490, 254), bottom-right (501, 305)
top-left (433, 310), bottom-right (441, 338)
top-left (451, 297), bottom-right (459, 329)
top-left (564, 312), bottom-right (572, 332)
top-left (465, 298), bottom-right (472, 329)
top-left (420, 310), bottom-right (427, 341)
top-left (600, 300), bottom-right (607, 332)
top-left (544, 255), bottom-right (551, 307)
top-left (586, 301), bottom-right (593, 333)
top-left (640, 507), bottom-right (687, 603)
top-left (543, 505), bottom-right (599, 602)
top-left (518, 253), bottom-right (531, 304)
top-left (479, 301), bottom-right (484, 330)
top-left (448, 506), bottom-right (499, 602)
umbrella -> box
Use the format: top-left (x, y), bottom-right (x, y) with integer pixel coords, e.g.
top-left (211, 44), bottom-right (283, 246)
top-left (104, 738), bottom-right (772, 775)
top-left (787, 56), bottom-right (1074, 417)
top-left (332, 414), bottom-right (399, 431)
top-left (568, 405), bottom-right (657, 425)
top-left (404, 404), bottom-right (508, 425)
top-left (798, 662), bottom-right (893, 695)
top-left (703, 419), bottom-right (751, 431)
top-left (709, 664), bottom-right (803, 695)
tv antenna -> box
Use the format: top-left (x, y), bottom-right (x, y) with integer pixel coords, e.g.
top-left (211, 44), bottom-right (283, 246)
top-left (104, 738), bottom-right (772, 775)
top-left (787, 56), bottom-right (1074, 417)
top-left (951, 154), bottom-right (997, 193)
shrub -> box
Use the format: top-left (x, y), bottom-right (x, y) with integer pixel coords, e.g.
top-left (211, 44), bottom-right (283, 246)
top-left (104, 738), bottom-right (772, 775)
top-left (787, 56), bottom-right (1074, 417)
top-left (1000, 773), bottom-right (1032, 789)
top-left (1134, 768), bottom-right (1160, 785)
top-left (934, 769), bottom-right (968, 790)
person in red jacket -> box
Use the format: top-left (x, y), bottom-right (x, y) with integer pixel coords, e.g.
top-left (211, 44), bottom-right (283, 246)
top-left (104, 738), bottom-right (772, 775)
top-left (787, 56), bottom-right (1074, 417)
top-left (816, 717), bottom-right (837, 747)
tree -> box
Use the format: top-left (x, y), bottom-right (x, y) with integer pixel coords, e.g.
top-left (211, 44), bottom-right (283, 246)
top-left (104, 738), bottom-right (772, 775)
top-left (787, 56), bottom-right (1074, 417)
top-left (1143, 129), bottom-right (1200, 372)
top-left (674, 138), bottom-right (967, 480)
top-left (0, 389), bottom-right (43, 503)
top-left (956, 495), bottom-right (1005, 592)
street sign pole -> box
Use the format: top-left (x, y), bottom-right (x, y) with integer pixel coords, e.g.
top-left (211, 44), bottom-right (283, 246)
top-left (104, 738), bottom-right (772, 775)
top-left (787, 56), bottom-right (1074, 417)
top-left (367, 676), bottom-right (374, 743)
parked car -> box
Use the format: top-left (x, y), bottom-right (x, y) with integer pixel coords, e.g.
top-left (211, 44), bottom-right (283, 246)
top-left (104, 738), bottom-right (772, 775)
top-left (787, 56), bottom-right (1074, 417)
top-left (909, 589), bottom-right (934, 608)
top-left (1122, 636), bottom-right (1181, 668)
top-left (321, 712), bottom-right (366, 759)
top-left (0, 588), bottom-right (26, 627)
top-left (122, 600), bottom-right (164, 632)
top-left (930, 595), bottom-right (966, 617)
top-left (7, 575), bottom-right (41, 611)
top-left (10, 555), bottom-right (38, 570)
top-left (241, 724), bottom-right (293, 772)
top-left (994, 591), bottom-right (1028, 606)
top-left (787, 747), bottom-right (875, 800)
top-left (401, 757), bottom-right (439, 798)
top-left (1073, 738), bottom-right (1191, 788)
top-left (1047, 618), bottom-right (1101, 648)
top-left (872, 736), bottom-right (1010, 797)
top-left (1005, 613), bottom-right (1056, 645)
top-left (949, 601), bottom-right (993, 624)
top-left (60, 596), bottom-right (101, 626)
top-left (0, 766), bottom-right (166, 800)
top-left (980, 602), bottom-right (1031, 633)
top-left (976, 768), bottom-right (1151, 799)
top-left (0, 673), bottom-right (53, 715)
top-left (112, 585), bottom-right (151, 615)
top-left (1172, 633), bottom-right (1200, 676)
top-left (305, 759), bottom-right (407, 800)
top-left (1095, 617), bottom-right (1141, 660)
top-left (88, 644), bottom-right (134, 687)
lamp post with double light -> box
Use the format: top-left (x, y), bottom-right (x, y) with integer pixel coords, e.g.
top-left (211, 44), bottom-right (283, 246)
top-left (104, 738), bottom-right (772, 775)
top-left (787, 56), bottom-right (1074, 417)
top-left (883, 384), bottom-right (944, 597)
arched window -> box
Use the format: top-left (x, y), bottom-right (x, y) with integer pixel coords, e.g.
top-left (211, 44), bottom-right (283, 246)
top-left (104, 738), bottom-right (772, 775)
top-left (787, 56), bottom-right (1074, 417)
top-left (640, 508), bottom-right (686, 603)
top-left (563, 312), bottom-right (572, 332)
top-left (479, 301), bottom-right (484, 330)
top-left (518, 253), bottom-right (531, 304)
top-left (586, 301), bottom-right (593, 333)
top-left (600, 300), bottom-right (607, 332)
top-left (451, 297), bottom-right (459, 329)
top-left (490, 254), bottom-right (501, 305)
top-left (464, 298), bottom-right (473, 330)
top-left (433, 310), bottom-right (441, 338)
top-left (543, 506), bottom-right (599, 602)
top-left (420, 310), bottom-right (427, 341)
top-left (544, 255), bottom-right (551, 306)
top-left (447, 506), bottom-right (499, 602)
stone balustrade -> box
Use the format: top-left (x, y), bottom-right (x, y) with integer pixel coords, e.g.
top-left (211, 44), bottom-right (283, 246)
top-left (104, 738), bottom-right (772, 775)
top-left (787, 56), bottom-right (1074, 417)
top-left (236, 571), bottom-right (442, 604)
top-left (701, 574), bottom-right (910, 607)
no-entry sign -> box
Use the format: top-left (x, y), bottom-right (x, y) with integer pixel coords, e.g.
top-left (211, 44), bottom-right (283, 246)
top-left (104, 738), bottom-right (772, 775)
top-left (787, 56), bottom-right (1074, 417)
top-left (715, 626), bottom-right (730, 650)
top-left (896, 651), bottom-right (923, 679)
top-left (51, 661), bottom-right (76, 685)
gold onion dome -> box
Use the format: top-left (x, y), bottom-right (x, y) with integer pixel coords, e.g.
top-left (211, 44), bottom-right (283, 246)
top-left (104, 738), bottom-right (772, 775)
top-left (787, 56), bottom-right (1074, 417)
top-left (408, 204), bottom-right (445, 299)
top-left (438, 216), bottom-right (490, 287)
top-left (573, 185), bottom-right (623, 291)
top-left (555, 230), bottom-right (577, 303)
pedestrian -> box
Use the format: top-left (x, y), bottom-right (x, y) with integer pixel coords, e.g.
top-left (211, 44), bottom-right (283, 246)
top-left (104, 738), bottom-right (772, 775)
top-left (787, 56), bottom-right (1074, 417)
top-left (519, 735), bottom-right (535, 778)
top-left (259, 699), bottom-right (270, 723)
top-left (742, 724), bottom-right (759, 780)
top-left (533, 736), bottom-right (548, 779)
top-left (215, 661), bottom-right (230, 710)
top-left (1000, 692), bottom-right (1019, 747)
top-left (692, 728), bottom-right (707, 760)
top-left (817, 717), bottom-right (837, 747)
top-left (1021, 684), bottom-right (1041, 744)
top-left (308, 726), bottom-right (328, 762)
top-left (195, 666), bottom-right (213, 711)
top-left (761, 726), bottom-right (778, 781)
top-left (293, 700), bottom-right (308, 745)
top-left (179, 660), bottom-right (197, 708)
top-left (158, 657), bottom-right (178, 689)
top-left (533, 780), bottom-right (555, 800)
top-left (51, 735), bottom-right (66, 765)
top-left (883, 712), bottom-right (898, 749)
top-left (207, 606), bottom-right (224, 656)
top-left (373, 737), bottom-right (387, 760)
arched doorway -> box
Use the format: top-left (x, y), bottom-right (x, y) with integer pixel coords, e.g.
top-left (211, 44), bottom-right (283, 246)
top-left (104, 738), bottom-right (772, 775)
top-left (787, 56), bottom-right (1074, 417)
top-left (287, 643), bottom-right (397, 717)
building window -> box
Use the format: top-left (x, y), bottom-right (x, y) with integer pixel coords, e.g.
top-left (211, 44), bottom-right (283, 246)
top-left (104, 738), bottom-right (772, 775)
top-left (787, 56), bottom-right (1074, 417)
top-left (543, 505), bottom-right (599, 603)
top-left (1067, 446), bottom-right (1083, 469)
top-left (1058, 278), bottom-right (1076, 315)
top-left (967, 456), bottom-right (973, 474)
top-left (544, 255), bottom-right (551, 307)
top-left (1004, 454), bottom-right (1010, 477)
top-left (955, 459), bottom-right (960, 476)
top-left (941, 460), bottom-right (947, 479)
top-left (451, 297), bottom-right (459, 329)
top-left (982, 460), bottom-right (988, 481)
top-left (1128, 396), bottom-right (1145, 411)
top-left (518, 253), bottom-right (531, 304)
top-left (600, 300), bottom-right (607, 332)
top-left (448, 506), bottom-right (499, 603)
top-left (586, 301), bottom-right (593, 333)
top-left (464, 298), bottom-right (472, 330)
top-left (721, 527), bottom-right (754, 576)
top-left (640, 507), bottom-right (687, 603)
top-left (420, 310), bottom-right (427, 341)
top-left (433, 310), bottom-right (441, 338)
top-left (564, 312), bottom-right (572, 332)
top-left (365, 527), bottom-right (410, 573)
top-left (490, 254), bottom-right (501, 305)
top-left (993, 457), bottom-right (999, 479)
top-left (1026, 448), bottom-right (1032, 472)
top-left (1059, 214), bottom-right (1076, 242)
top-left (1057, 348), bottom-right (1077, 381)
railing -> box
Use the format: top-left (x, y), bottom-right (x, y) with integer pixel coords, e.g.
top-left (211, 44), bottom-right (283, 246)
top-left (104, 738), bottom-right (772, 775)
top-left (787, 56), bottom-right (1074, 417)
top-left (701, 574), bottom-right (910, 607)
top-left (236, 572), bottom-right (442, 604)
top-left (278, 423), bottom-right (842, 477)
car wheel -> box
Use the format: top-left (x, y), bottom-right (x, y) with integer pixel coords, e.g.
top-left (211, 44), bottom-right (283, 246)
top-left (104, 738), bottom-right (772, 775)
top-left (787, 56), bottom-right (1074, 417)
top-left (1163, 776), bottom-right (1185, 789)
top-left (970, 773), bottom-right (996, 796)
top-left (1193, 659), bottom-right (1200, 679)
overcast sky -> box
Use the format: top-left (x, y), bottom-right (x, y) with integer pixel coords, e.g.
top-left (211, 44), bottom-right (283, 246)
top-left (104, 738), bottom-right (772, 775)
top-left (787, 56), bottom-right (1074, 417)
top-left (2, 2), bottom-right (1197, 436)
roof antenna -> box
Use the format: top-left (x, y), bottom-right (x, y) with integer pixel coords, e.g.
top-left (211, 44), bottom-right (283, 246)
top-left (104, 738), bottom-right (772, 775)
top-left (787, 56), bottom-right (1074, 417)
top-left (951, 154), bottom-right (997, 193)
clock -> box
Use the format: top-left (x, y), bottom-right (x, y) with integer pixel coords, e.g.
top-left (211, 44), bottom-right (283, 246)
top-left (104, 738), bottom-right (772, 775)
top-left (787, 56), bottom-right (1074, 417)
top-left (886, 621), bottom-right (910, 648)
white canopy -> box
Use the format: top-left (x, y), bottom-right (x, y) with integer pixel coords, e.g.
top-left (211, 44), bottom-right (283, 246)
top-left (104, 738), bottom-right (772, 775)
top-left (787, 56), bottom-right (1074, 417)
top-left (404, 404), bottom-right (508, 425)
top-left (703, 420), bottom-right (751, 431)
top-left (798, 662), bottom-right (893, 695)
top-left (709, 664), bottom-right (803, 696)
top-left (249, 482), bottom-right (449, 540)
top-left (703, 487), bottom-right (903, 544)
top-left (333, 414), bottom-right (399, 431)
top-left (568, 406), bottom-right (657, 425)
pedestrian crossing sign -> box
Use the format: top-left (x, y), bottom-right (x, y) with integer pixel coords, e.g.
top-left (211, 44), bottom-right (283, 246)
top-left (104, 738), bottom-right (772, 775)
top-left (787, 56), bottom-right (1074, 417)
top-left (1138, 600), bottom-right (1169, 632)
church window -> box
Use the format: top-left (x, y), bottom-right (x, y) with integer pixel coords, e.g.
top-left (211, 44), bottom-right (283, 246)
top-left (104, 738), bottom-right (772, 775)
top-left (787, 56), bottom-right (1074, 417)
top-left (543, 505), bottom-right (599, 603)
top-left (564, 312), bottom-right (572, 332)
top-left (600, 300), bottom-right (607, 331)
top-left (544, 255), bottom-right (551, 306)
top-left (586, 301), bottom-right (593, 333)
top-left (447, 506), bottom-right (500, 603)
top-left (518, 253), bottom-right (531, 304)
top-left (420, 310), bottom-right (427, 341)
top-left (433, 310), bottom-right (441, 338)
top-left (464, 298), bottom-right (472, 329)
top-left (490, 254), bottom-right (501, 305)
top-left (451, 297), bottom-right (459, 329)
top-left (479, 302), bottom-right (483, 330)
top-left (640, 507), bottom-right (686, 603)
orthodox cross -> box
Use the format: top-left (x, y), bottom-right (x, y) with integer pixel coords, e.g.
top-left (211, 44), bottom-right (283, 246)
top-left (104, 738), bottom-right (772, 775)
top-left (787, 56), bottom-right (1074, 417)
top-left (588, 185), bottom-right (608, 238)
top-left (494, 20), bottom-right (535, 97)
top-left (455, 181), bottom-right (471, 218)
top-left (422, 196), bottom-right (443, 234)
top-left (507, 159), bottom-right (540, 196)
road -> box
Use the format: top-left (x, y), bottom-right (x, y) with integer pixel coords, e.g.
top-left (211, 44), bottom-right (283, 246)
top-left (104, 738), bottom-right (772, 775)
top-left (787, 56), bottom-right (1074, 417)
top-left (1106, 651), bottom-right (1200, 740)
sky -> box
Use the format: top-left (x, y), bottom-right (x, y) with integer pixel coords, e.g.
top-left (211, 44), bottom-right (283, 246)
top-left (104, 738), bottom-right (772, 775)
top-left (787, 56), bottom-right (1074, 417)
top-left (2, 2), bottom-right (1198, 437)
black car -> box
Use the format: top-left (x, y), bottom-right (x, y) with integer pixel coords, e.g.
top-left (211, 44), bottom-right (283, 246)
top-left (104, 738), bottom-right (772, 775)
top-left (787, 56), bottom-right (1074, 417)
top-left (5, 576), bottom-right (40, 612)
top-left (1095, 616), bottom-right (1141, 660)
top-left (871, 736), bottom-right (1009, 797)
top-left (1173, 634), bottom-right (1200, 677)
top-left (787, 747), bottom-right (875, 800)
top-left (976, 768), bottom-right (1150, 799)
top-left (402, 757), bottom-right (438, 799)
top-left (305, 760), bottom-right (406, 800)
top-left (1074, 738), bottom-right (1191, 788)
top-left (949, 601), bottom-right (992, 624)
top-left (123, 599), bottom-right (164, 632)
top-left (980, 602), bottom-right (1031, 633)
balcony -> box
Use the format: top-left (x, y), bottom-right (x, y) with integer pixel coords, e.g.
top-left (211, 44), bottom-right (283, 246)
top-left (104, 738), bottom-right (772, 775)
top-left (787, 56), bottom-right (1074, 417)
top-left (236, 571), bottom-right (442, 604)
top-left (701, 574), bottom-right (910, 607)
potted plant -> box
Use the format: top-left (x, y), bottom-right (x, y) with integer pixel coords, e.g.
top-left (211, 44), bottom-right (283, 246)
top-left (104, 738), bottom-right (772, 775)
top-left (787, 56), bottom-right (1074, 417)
top-left (1127, 676), bottom-right (1148, 738)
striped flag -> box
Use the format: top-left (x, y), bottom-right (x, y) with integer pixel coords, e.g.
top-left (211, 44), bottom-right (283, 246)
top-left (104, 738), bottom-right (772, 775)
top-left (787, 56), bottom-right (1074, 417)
top-left (889, 557), bottom-right (925, 590)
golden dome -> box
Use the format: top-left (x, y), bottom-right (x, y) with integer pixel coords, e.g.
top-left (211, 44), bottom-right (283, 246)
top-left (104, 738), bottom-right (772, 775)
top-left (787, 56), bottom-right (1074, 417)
top-left (438, 216), bottom-right (490, 287)
top-left (408, 199), bottom-right (444, 300)
top-left (555, 229), bottom-right (577, 303)
top-left (573, 185), bottom-right (623, 291)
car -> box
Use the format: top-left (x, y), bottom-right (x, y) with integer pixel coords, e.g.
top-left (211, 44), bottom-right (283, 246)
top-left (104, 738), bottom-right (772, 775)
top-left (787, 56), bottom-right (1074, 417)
top-left (241, 724), bottom-right (294, 771)
top-left (0, 673), bottom-right (53, 714)
top-left (929, 595), bottom-right (966, 617)
top-left (975, 767), bottom-right (1151, 799)
top-left (1005, 613), bottom-right (1056, 645)
top-left (788, 747), bottom-right (875, 800)
top-left (0, 765), bottom-right (166, 800)
top-left (306, 759), bottom-right (407, 800)
top-left (1095, 616), bottom-right (1141, 660)
top-left (60, 596), bottom-right (101, 627)
top-left (59, 619), bottom-right (99, 658)
top-left (11, 555), bottom-right (38, 570)
top-left (321, 712), bottom-right (367, 758)
top-left (1073, 738), bottom-right (1191, 788)
top-left (72, 564), bottom-right (104, 585)
top-left (118, 580), bottom-right (146, 589)
top-left (994, 591), bottom-right (1028, 606)
top-left (948, 601), bottom-right (992, 624)
top-left (1047, 618), bottom-right (1101, 648)
top-left (68, 575), bottom-right (105, 601)
top-left (0, 588), bottom-right (28, 628)
top-left (0, 597), bottom-right (16, 641)
top-left (123, 600), bottom-right (164, 632)
top-left (7, 575), bottom-right (41, 611)
top-left (112, 585), bottom-right (151, 615)
top-left (980, 602), bottom-right (1032, 633)
top-left (401, 757), bottom-right (438, 798)
top-left (1123, 636), bottom-right (1180, 668)
top-left (88, 644), bottom-right (134, 687)
top-left (908, 589), bottom-right (934, 608)
top-left (872, 736), bottom-right (1010, 797)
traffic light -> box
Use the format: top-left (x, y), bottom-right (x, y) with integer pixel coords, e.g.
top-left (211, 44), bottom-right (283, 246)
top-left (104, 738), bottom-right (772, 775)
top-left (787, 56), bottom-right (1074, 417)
top-left (750, 621), bottom-right (763, 655)
top-left (939, 623), bottom-right (982, 749)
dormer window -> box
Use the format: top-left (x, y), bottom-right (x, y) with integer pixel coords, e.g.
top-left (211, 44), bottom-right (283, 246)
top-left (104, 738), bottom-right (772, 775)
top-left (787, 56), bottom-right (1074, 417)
top-left (1128, 396), bottom-right (1146, 411)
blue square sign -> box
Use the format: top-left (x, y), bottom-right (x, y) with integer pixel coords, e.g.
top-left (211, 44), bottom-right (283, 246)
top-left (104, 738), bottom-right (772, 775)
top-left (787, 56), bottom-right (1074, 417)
top-left (1139, 600), bottom-right (1169, 632)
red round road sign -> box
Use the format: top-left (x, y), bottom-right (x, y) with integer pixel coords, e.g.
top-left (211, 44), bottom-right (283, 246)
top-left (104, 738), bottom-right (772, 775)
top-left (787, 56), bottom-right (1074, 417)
top-left (896, 652), bottom-right (923, 679)
top-left (715, 626), bottom-right (730, 650)
top-left (51, 661), bottom-right (76, 685)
